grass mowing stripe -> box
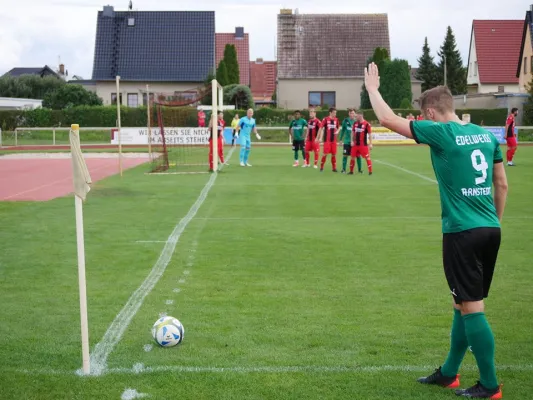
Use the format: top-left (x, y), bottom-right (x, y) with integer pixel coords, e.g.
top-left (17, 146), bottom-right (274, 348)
top-left (88, 148), bottom-right (234, 376)
top-left (374, 159), bottom-right (438, 184)
top-left (16, 363), bottom-right (533, 376)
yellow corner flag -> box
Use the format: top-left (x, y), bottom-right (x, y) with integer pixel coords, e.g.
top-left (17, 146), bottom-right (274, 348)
top-left (69, 124), bottom-right (92, 200)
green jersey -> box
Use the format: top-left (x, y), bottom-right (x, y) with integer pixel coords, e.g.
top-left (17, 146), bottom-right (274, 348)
top-left (411, 120), bottom-right (503, 233)
top-left (289, 118), bottom-right (308, 141)
top-left (339, 118), bottom-right (355, 144)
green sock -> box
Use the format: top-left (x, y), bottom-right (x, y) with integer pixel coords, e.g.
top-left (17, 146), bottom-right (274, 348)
top-left (356, 157), bottom-right (362, 171)
top-left (463, 312), bottom-right (498, 389)
top-left (342, 156), bottom-right (348, 170)
top-left (441, 309), bottom-right (468, 377)
top-left (294, 150), bottom-right (299, 161)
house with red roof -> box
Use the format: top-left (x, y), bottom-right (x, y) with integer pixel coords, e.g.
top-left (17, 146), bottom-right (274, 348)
top-left (516, 6), bottom-right (533, 92)
top-left (467, 20), bottom-right (523, 94)
top-left (250, 58), bottom-right (277, 106)
top-left (216, 28), bottom-right (250, 86)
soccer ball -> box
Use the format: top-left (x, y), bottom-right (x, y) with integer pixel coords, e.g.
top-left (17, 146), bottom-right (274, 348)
top-left (151, 316), bottom-right (185, 347)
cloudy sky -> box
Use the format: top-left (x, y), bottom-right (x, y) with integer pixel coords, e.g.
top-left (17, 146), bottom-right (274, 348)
top-left (0, 0), bottom-right (527, 79)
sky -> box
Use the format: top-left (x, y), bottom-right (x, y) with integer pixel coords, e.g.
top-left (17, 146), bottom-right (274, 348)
top-left (0, 0), bottom-right (528, 79)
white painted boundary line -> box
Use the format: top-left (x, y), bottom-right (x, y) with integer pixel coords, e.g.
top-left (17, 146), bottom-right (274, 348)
top-left (19, 363), bottom-right (533, 376)
top-left (88, 147), bottom-right (235, 376)
top-left (374, 159), bottom-right (437, 184)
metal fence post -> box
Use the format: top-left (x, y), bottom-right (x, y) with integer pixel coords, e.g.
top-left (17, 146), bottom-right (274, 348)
top-left (53, 128), bottom-right (56, 145)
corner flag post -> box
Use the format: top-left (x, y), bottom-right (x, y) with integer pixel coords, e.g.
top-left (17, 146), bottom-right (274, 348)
top-left (70, 123), bottom-right (92, 375)
top-left (211, 80), bottom-right (218, 172)
top-left (116, 76), bottom-right (123, 177)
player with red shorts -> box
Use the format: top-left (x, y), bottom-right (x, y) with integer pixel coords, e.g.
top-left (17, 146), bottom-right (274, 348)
top-left (304, 108), bottom-right (321, 168)
top-left (318, 107), bottom-right (340, 172)
top-left (208, 111), bottom-right (226, 172)
top-left (505, 108), bottom-right (518, 166)
top-left (349, 110), bottom-right (373, 175)
top-left (198, 109), bottom-right (206, 127)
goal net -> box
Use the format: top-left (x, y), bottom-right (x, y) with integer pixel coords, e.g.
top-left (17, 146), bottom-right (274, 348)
top-left (148, 81), bottom-right (224, 174)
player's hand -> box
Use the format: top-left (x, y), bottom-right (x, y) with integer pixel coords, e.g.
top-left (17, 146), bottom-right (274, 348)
top-left (256, 133), bottom-right (261, 140)
top-left (351, 142), bottom-right (354, 147)
top-left (369, 144), bottom-right (373, 150)
top-left (364, 62), bottom-right (380, 93)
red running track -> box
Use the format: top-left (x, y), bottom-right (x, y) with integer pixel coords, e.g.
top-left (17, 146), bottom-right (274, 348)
top-left (0, 157), bottom-right (148, 201)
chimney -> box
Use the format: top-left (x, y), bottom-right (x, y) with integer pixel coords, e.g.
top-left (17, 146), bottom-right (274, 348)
top-left (59, 64), bottom-right (65, 75)
top-left (235, 27), bottom-right (244, 39)
top-left (103, 5), bottom-right (115, 17)
top-left (256, 58), bottom-right (264, 64)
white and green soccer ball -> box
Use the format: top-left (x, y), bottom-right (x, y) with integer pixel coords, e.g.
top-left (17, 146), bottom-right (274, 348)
top-left (151, 316), bottom-right (184, 347)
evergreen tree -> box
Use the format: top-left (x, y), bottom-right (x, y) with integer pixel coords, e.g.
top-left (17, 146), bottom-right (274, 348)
top-left (216, 60), bottom-right (229, 86)
top-left (223, 44), bottom-right (240, 85)
top-left (360, 47), bottom-right (390, 109)
top-left (380, 59), bottom-right (412, 108)
top-left (437, 26), bottom-right (467, 95)
top-left (416, 37), bottom-right (439, 92)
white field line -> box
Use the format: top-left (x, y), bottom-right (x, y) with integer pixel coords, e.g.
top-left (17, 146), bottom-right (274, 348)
top-left (19, 363), bottom-right (533, 376)
top-left (374, 159), bottom-right (437, 184)
top-left (88, 147), bottom-right (235, 376)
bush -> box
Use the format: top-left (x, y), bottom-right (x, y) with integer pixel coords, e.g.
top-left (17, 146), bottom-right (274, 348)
top-left (0, 106), bottom-right (510, 130)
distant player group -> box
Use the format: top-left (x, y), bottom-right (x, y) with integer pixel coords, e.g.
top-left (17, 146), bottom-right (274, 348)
top-left (206, 107), bottom-right (374, 174)
top-left (289, 107), bottom-right (373, 175)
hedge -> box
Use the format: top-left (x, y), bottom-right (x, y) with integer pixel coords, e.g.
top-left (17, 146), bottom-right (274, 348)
top-left (0, 105), bottom-right (509, 131)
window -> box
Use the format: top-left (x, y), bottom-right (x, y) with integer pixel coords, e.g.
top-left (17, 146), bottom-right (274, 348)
top-left (469, 63), bottom-right (472, 77)
top-left (474, 62), bottom-right (478, 76)
top-left (497, 86), bottom-right (504, 93)
top-left (127, 93), bottom-right (138, 107)
top-left (308, 91), bottom-right (336, 107)
top-left (142, 93), bottom-right (155, 106)
top-left (525, 57), bottom-right (528, 74)
top-left (111, 92), bottom-right (123, 105)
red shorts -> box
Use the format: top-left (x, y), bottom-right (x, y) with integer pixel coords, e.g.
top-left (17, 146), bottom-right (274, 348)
top-left (351, 145), bottom-right (369, 158)
top-left (323, 142), bottom-right (337, 155)
top-left (305, 141), bottom-right (319, 152)
top-left (198, 121), bottom-right (206, 128)
top-left (506, 137), bottom-right (517, 147)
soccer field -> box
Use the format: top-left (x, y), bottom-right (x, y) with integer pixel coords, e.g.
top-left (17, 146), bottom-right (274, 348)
top-left (1, 146), bottom-right (532, 399)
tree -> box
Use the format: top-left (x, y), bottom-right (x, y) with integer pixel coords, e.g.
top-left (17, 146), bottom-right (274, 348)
top-left (223, 44), bottom-right (240, 85)
top-left (201, 69), bottom-right (216, 106)
top-left (42, 84), bottom-right (103, 109)
top-left (437, 26), bottom-right (467, 95)
top-left (0, 75), bottom-right (64, 99)
top-left (380, 59), bottom-right (412, 108)
top-left (223, 84), bottom-right (253, 109)
top-left (416, 37), bottom-right (439, 92)
top-left (216, 60), bottom-right (229, 87)
top-left (360, 47), bottom-right (390, 109)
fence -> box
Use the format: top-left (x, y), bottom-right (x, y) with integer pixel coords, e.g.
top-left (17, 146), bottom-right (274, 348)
top-left (0, 126), bottom-right (532, 147)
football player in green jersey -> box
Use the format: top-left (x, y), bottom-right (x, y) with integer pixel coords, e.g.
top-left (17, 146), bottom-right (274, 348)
top-left (366, 62), bottom-right (508, 399)
top-left (289, 110), bottom-right (308, 167)
top-left (339, 109), bottom-right (356, 173)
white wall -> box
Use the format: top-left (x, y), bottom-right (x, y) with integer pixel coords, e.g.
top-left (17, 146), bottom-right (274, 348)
top-left (467, 29), bottom-right (480, 86)
top-left (278, 78), bottom-right (364, 109)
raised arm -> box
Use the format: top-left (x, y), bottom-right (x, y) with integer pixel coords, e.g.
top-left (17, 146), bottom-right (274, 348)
top-left (365, 63), bottom-right (412, 138)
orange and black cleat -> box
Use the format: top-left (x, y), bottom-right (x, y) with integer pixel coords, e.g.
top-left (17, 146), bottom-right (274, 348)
top-left (417, 367), bottom-right (460, 388)
top-left (455, 381), bottom-right (502, 399)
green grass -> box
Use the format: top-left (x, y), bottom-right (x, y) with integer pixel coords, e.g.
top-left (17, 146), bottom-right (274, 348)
top-left (0, 146), bottom-right (532, 399)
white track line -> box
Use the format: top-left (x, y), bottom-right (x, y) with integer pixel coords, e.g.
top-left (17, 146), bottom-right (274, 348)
top-left (20, 363), bottom-right (533, 376)
top-left (374, 159), bottom-right (437, 184)
top-left (88, 148), bottom-right (234, 376)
